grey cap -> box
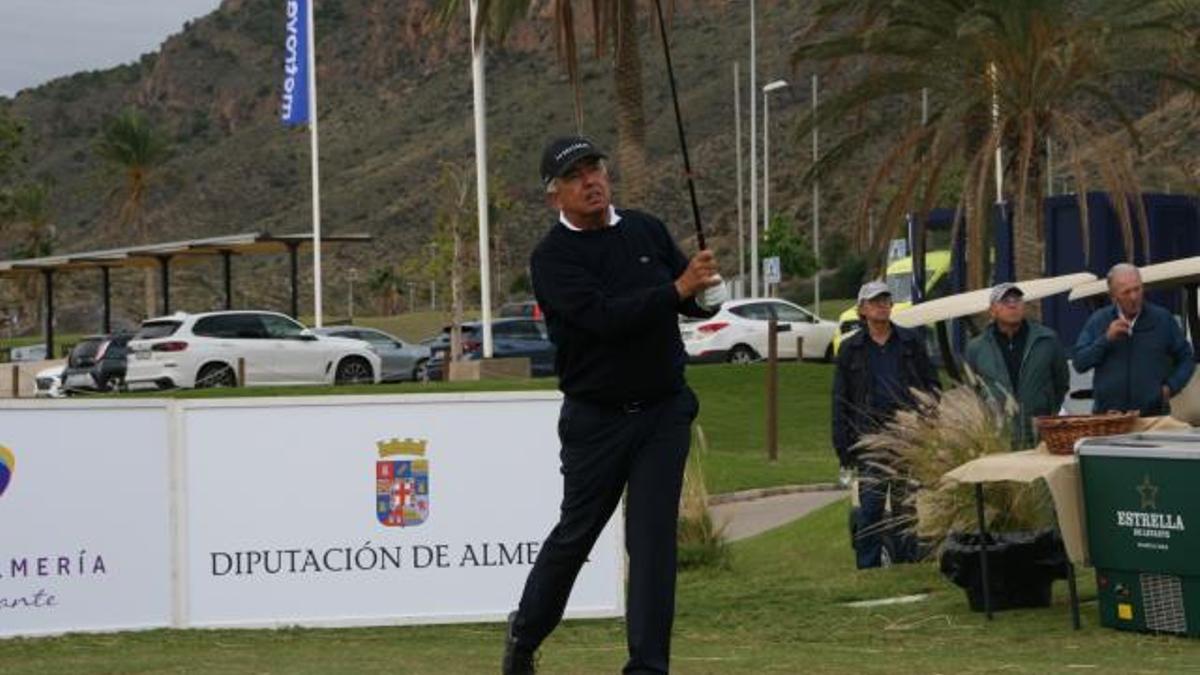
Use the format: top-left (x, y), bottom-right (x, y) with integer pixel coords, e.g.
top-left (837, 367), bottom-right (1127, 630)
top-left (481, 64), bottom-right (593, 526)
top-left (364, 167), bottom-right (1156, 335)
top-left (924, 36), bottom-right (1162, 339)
top-left (989, 282), bottom-right (1025, 305)
top-left (857, 280), bottom-right (891, 303)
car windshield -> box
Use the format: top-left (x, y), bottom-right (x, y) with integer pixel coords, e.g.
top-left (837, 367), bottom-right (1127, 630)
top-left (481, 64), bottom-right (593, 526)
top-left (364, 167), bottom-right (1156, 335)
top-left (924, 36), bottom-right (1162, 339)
top-left (68, 339), bottom-right (103, 366)
top-left (135, 321), bottom-right (181, 339)
top-left (887, 273), bottom-right (914, 303)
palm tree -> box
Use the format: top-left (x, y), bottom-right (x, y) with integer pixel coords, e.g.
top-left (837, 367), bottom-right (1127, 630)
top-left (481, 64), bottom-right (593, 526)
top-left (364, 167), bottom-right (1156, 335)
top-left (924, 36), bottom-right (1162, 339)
top-left (438, 0), bottom-right (662, 203)
top-left (7, 181), bottom-right (55, 328)
top-left (792, 0), bottom-right (1200, 288)
top-left (94, 108), bottom-right (171, 315)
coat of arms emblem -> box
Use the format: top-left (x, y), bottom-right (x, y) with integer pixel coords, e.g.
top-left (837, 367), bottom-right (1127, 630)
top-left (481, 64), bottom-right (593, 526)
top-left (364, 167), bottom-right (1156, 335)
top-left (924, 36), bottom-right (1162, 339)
top-left (376, 438), bottom-right (429, 527)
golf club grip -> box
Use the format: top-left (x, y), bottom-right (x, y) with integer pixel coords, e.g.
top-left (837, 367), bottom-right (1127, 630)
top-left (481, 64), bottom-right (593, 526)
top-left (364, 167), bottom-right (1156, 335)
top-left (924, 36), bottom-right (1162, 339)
top-left (653, 0), bottom-right (706, 251)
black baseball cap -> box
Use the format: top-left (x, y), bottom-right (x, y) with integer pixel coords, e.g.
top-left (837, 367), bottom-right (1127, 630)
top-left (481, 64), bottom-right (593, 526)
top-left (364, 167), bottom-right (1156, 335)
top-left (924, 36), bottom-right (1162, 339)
top-left (540, 136), bottom-right (607, 186)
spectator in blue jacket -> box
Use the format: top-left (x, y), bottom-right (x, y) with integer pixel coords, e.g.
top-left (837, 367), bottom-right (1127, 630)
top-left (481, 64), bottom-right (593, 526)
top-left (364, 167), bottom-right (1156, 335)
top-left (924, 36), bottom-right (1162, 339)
top-left (1073, 263), bottom-right (1195, 416)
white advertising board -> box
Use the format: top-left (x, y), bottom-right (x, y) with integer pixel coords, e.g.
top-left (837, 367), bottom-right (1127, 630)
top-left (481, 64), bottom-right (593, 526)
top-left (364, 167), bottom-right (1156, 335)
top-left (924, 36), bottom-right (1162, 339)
top-left (179, 392), bottom-right (624, 628)
top-left (0, 401), bottom-right (173, 637)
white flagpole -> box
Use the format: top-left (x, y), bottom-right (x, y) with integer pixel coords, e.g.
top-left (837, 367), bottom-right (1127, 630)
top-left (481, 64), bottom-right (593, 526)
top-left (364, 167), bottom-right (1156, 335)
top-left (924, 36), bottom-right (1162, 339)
top-left (306, 0), bottom-right (323, 327)
top-left (470, 0), bottom-right (493, 358)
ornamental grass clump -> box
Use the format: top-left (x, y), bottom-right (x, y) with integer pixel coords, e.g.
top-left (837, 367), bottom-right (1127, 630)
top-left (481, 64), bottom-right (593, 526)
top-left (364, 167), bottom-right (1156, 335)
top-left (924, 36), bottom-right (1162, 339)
top-left (678, 425), bottom-right (730, 570)
top-left (855, 374), bottom-right (1053, 552)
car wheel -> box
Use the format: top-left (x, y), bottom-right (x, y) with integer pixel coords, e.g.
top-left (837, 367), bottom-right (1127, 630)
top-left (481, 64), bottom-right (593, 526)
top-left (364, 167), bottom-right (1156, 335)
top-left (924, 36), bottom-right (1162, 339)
top-left (195, 363), bottom-right (237, 389)
top-left (335, 357), bottom-right (374, 385)
top-left (413, 359), bottom-right (429, 383)
top-left (727, 344), bottom-right (757, 364)
top-left (824, 343), bottom-right (834, 363)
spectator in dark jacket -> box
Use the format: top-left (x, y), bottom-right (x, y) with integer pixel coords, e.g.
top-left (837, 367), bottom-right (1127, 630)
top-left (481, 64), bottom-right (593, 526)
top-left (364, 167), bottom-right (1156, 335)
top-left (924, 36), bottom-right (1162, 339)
top-left (1073, 263), bottom-right (1194, 416)
top-left (832, 281), bottom-right (940, 569)
top-left (965, 283), bottom-right (1070, 449)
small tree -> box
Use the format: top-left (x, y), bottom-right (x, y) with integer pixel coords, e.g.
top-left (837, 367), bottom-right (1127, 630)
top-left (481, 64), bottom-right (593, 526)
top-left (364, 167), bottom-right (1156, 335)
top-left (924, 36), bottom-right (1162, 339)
top-left (94, 108), bottom-right (171, 316)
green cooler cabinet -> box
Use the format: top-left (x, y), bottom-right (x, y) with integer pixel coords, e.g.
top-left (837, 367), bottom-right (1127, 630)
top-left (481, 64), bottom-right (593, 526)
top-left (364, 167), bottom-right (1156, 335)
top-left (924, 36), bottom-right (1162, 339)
top-left (1078, 432), bottom-right (1200, 636)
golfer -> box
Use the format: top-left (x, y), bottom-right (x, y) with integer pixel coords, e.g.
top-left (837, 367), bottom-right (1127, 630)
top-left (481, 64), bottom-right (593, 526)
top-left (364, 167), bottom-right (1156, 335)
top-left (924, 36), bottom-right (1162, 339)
top-left (502, 136), bottom-right (724, 675)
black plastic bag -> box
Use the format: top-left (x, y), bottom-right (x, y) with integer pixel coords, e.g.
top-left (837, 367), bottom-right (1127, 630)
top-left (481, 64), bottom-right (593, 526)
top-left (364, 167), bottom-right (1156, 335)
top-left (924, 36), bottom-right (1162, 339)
top-left (939, 529), bottom-right (1070, 612)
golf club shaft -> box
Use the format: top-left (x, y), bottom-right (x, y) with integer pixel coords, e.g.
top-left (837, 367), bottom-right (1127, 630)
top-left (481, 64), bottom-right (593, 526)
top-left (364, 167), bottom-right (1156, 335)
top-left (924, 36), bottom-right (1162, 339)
top-left (652, 0), bottom-right (706, 251)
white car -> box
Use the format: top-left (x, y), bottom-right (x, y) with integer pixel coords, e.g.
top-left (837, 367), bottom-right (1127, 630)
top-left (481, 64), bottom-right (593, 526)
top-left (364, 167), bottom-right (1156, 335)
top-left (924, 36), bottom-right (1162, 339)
top-left (124, 311), bottom-right (382, 390)
top-left (681, 298), bottom-right (839, 363)
top-left (34, 364), bottom-right (65, 398)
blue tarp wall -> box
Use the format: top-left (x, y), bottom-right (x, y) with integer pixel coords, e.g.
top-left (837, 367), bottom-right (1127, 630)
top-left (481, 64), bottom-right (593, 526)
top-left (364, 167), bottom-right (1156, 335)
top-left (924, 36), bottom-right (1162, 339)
top-left (1042, 192), bottom-right (1200, 347)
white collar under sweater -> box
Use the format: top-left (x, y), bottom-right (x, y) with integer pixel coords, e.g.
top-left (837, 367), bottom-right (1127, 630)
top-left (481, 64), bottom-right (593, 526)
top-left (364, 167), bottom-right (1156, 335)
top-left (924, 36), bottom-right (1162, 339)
top-left (558, 205), bottom-right (622, 232)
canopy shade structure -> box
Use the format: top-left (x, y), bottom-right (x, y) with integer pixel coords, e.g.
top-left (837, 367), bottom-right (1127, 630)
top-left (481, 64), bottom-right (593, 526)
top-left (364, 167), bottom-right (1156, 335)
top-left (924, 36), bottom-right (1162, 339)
top-left (0, 232), bottom-right (371, 360)
top-left (1068, 256), bottom-right (1200, 302)
top-left (892, 272), bottom-right (1099, 329)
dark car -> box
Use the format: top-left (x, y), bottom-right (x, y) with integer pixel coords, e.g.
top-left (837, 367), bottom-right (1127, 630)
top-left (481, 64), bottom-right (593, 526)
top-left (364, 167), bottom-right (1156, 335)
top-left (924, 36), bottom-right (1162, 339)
top-left (60, 333), bottom-right (134, 394)
top-left (426, 318), bottom-right (555, 381)
top-left (499, 300), bottom-right (542, 320)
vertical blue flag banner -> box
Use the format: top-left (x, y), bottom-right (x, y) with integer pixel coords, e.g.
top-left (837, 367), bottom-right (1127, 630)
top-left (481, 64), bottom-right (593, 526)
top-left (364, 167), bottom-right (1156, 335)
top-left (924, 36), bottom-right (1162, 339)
top-left (280, 0), bottom-right (310, 126)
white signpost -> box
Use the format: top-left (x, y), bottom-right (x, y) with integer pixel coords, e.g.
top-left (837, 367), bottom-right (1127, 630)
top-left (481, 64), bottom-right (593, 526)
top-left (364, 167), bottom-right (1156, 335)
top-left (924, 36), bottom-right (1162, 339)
top-left (179, 392), bottom-right (623, 628)
top-left (0, 392), bottom-right (625, 638)
top-left (0, 401), bottom-right (173, 638)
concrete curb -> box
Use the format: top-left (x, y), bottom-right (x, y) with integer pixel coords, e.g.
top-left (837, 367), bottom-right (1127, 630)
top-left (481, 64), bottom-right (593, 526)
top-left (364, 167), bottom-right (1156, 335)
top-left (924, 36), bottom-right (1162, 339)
top-left (708, 483), bottom-right (847, 506)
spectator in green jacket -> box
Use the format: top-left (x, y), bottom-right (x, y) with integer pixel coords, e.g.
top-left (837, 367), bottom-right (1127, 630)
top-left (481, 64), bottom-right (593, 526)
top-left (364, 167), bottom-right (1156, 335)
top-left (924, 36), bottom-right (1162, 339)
top-left (965, 283), bottom-right (1070, 448)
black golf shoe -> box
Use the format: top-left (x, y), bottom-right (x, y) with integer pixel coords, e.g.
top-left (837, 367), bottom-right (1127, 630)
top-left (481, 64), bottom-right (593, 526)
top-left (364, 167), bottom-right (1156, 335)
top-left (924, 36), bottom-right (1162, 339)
top-left (502, 611), bottom-right (537, 674)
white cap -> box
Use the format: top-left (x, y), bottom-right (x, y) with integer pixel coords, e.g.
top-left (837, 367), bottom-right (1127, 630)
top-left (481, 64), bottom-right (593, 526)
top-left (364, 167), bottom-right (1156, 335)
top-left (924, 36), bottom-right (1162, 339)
top-left (857, 280), bottom-right (891, 303)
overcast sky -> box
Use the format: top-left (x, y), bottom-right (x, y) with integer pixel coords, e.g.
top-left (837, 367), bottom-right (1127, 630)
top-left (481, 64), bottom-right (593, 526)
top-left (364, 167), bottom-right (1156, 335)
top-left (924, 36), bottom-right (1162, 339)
top-left (0, 0), bottom-right (223, 97)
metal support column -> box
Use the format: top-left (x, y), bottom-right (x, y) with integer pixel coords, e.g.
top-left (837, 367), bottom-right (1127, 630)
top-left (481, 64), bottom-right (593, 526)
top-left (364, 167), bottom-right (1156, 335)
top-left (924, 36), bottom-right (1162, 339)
top-left (100, 266), bottom-right (112, 334)
top-left (221, 250), bottom-right (234, 311)
top-left (159, 256), bottom-right (172, 315)
top-left (287, 242), bottom-right (300, 319)
top-left (42, 269), bottom-right (54, 359)
top-left (974, 483), bottom-right (994, 620)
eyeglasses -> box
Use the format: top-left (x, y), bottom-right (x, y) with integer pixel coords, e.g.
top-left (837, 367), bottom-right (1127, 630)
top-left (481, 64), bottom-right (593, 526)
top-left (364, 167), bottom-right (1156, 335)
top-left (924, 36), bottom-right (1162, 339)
top-left (998, 296), bottom-right (1024, 307)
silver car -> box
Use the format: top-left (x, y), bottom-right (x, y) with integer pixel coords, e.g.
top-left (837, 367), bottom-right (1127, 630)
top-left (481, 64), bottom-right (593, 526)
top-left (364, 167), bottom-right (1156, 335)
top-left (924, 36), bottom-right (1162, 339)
top-left (312, 326), bottom-right (431, 382)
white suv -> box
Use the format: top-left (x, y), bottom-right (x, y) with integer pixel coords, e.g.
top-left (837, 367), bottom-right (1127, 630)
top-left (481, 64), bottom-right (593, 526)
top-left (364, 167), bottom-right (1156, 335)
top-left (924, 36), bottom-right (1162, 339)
top-left (124, 311), bottom-right (381, 390)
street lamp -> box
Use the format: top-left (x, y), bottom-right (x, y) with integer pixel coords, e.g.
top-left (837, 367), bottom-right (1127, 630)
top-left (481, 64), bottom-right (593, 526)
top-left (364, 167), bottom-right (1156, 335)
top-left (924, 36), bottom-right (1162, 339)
top-left (749, 1), bottom-right (759, 298)
top-left (762, 79), bottom-right (788, 297)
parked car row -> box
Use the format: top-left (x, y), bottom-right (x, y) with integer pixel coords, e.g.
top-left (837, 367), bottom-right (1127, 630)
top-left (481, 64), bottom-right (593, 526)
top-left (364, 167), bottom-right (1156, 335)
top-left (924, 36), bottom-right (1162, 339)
top-left (425, 318), bottom-right (556, 381)
top-left (27, 296), bottom-right (835, 398)
top-left (681, 298), bottom-right (838, 364)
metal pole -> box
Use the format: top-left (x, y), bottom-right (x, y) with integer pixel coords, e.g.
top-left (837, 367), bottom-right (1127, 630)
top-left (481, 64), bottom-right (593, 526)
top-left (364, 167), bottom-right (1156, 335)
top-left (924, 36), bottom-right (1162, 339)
top-left (10, 364), bottom-right (18, 399)
top-left (749, 0), bottom-right (759, 297)
top-left (470, 0), bottom-right (494, 359)
top-left (100, 267), bottom-right (111, 334)
top-left (1067, 560), bottom-right (1081, 630)
top-left (763, 84), bottom-right (771, 241)
top-left (306, 0), bottom-right (324, 327)
top-left (734, 61), bottom-right (745, 297)
top-left (159, 256), bottom-right (171, 315)
top-left (42, 270), bottom-right (54, 361)
top-left (222, 250), bottom-right (233, 310)
top-left (812, 73), bottom-right (821, 312)
top-left (974, 483), bottom-right (994, 620)
top-left (288, 242), bottom-right (300, 319)
top-left (990, 62), bottom-right (1004, 203)
top-left (766, 317), bottom-right (778, 462)
top-left (348, 268), bottom-right (356, 322)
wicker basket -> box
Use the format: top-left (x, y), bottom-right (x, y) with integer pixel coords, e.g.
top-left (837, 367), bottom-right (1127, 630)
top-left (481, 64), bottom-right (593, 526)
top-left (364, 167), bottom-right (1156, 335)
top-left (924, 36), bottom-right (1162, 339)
top-left (1035, 412), bottom-right (1139, 455)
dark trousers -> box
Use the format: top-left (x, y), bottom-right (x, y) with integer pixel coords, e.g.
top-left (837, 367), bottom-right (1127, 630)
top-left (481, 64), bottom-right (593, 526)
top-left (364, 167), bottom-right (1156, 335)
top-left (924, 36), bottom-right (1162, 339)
top-left (854, 461), bottom-right (918, 569)
top-left (512, 387), bottom-right (697, 674)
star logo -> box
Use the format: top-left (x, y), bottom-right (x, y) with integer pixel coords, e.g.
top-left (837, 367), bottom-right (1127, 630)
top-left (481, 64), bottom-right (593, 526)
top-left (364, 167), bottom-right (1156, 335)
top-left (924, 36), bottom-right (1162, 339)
top-left (1136, 475), bottom-right (1159, 510)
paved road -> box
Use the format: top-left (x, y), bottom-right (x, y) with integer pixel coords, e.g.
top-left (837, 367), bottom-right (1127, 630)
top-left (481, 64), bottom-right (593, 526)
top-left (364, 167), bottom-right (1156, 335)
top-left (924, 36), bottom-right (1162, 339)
top-left (710, 489), bottom-right (847, 542)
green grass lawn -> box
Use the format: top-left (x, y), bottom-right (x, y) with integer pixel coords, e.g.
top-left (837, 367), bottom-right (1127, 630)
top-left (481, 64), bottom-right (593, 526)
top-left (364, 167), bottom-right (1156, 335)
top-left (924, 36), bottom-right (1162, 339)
top-left (4, 501), bottom-right (1197, 674)
top-left (689, 362), bottom-right (838, 494)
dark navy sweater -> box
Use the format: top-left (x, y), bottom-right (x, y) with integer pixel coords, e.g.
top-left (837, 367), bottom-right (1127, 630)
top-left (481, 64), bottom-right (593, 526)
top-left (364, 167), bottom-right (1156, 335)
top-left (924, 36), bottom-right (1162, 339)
top-left (530, 209), bottom-right (713, 405)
